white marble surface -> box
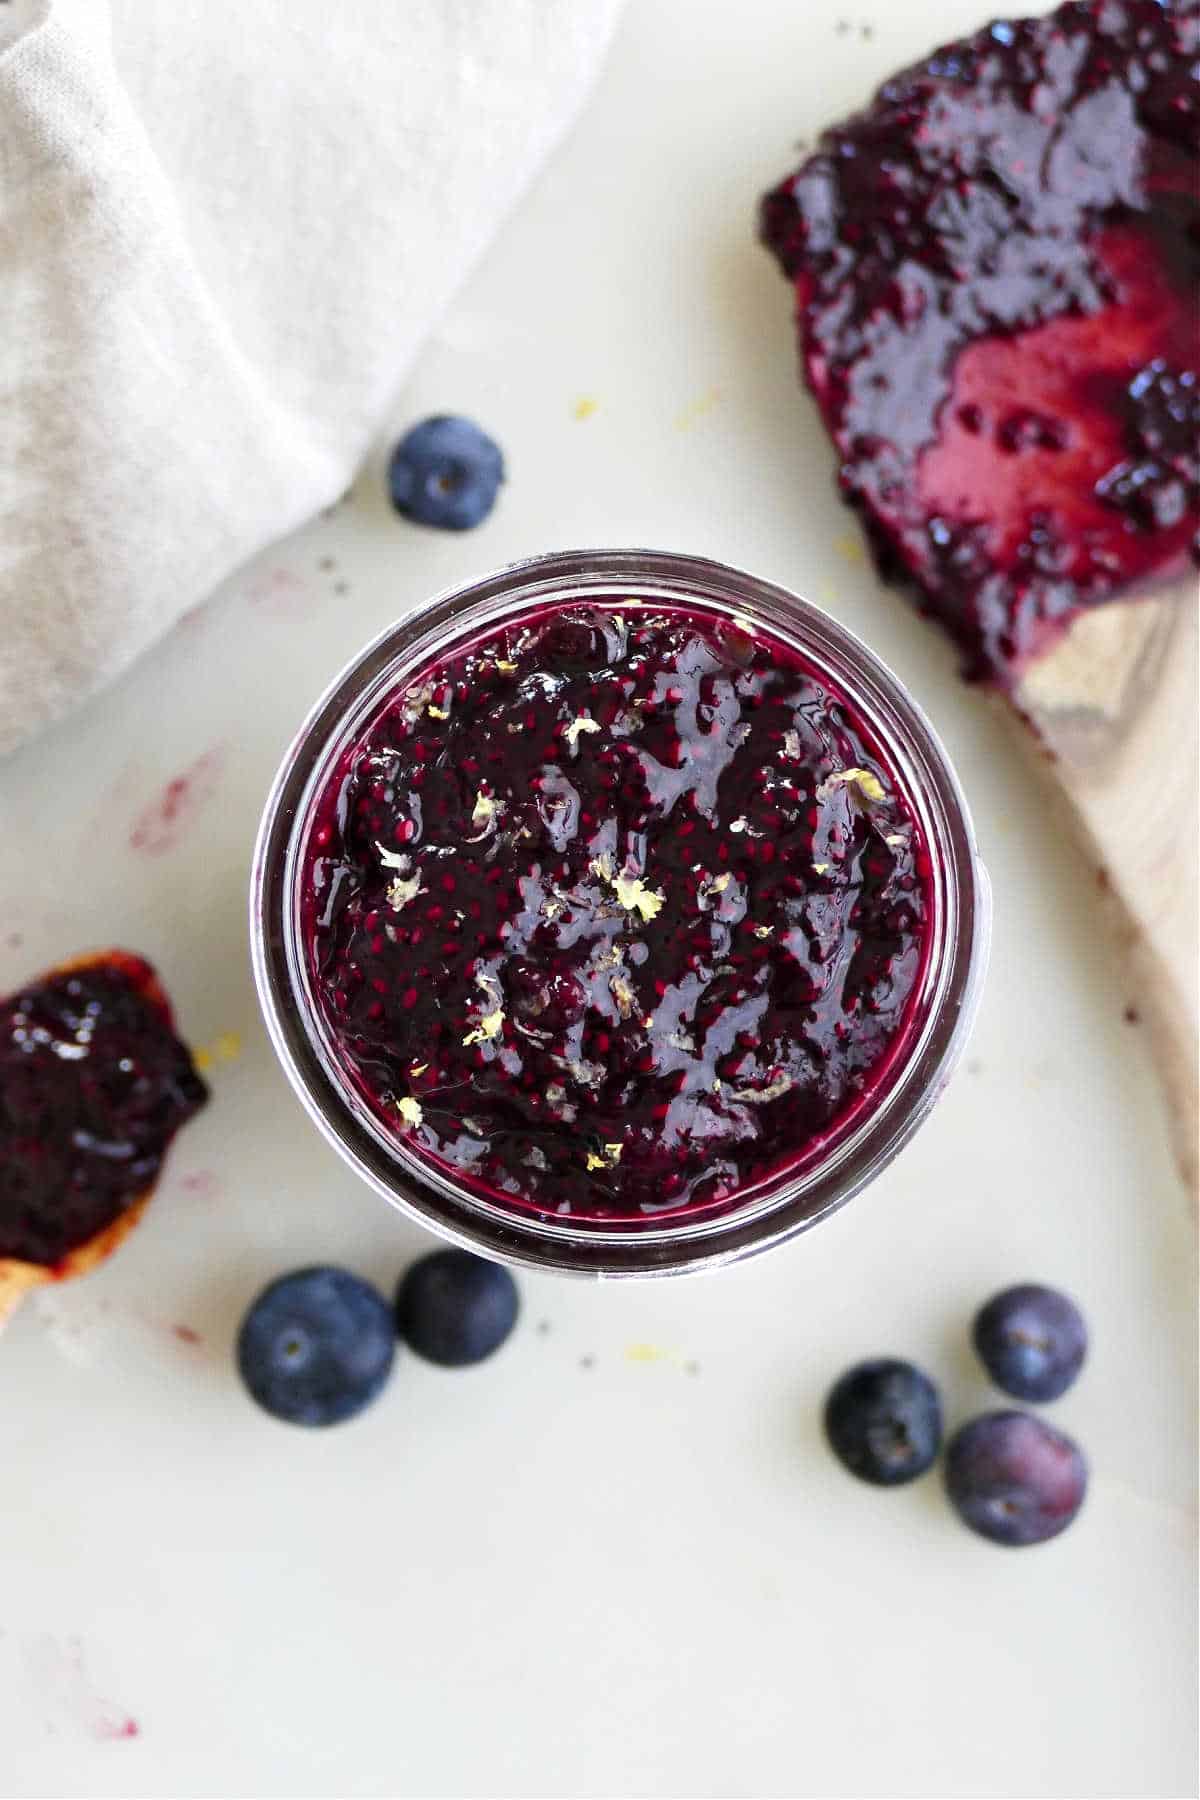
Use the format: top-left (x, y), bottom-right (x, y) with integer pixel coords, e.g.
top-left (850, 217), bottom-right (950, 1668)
top-left (1, 2), bottom-right (1195, 1795)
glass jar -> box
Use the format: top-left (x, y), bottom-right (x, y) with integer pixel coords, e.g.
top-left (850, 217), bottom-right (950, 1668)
top-left (251, 549), bottom-right (989, 1278)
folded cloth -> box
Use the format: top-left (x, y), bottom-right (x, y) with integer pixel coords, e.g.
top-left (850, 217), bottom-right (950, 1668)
top-left (0, 0), bottom-right (621, 754)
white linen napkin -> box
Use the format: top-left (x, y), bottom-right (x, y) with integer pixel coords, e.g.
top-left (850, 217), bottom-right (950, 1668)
top-left (0, 0), bottom-right (621, 754)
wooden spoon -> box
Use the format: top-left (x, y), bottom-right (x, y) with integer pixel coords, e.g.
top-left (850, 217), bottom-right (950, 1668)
top-left (1012, 575), bottom-right (1198, 1198)
top-left (0, 951), bottom-right (189, 1328)
top-left (0, 1198), bottom-right (150, 1327)
top-left (757, 1), bottom-right (1198, 1196)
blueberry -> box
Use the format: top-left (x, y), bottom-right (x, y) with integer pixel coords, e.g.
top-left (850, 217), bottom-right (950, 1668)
top-left (944, 1411), bottom-right (1087, 1546)
top-left (972, 1282), bottom-right (1087, 1402)
top-left (236, 1266), bottom-right (395, 1426)
top-left (396, 1248), bottom-right (519, 1366)
top-left (387, 415), bottom-right (504, 530)
top-left (824, 1358), bottom-right (942, 1485)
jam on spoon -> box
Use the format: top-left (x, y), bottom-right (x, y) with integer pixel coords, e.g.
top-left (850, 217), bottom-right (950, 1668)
top-left (302, 603), bottom-right (932, 1221)
top-left (760, 0), bottom-right (1200, 685)
top-left (0, 952), bottom-right (208, 1266)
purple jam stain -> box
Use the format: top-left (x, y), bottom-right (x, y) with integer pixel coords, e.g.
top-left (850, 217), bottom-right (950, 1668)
top-left (248, 565), bottom-right (321, 619)
top-left (301, 603), bottom-right (931, 1220)
top-left (178, 1167), bottom-right (221, 1201)
top-left (0, 953), bottom-right (208, 1265)
top-left (21, 1635), bottom-right (140, 1743)
top-left (128, 747), bottom-right (225, 855)
top-left (760, 0), bottom-right (1200, 685)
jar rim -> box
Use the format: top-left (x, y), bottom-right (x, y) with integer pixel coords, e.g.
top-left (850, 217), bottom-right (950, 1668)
top-left (251, 548), bottom-right (990, 1278)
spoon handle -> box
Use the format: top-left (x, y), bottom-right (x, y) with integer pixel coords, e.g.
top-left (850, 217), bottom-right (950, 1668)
top-left (1016, 583), bottom-right (1198, 1202)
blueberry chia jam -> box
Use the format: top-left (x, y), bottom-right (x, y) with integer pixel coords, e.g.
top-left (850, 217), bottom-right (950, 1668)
top-left (302, 603), bottom-right (932, 1218)
top-left (254, 552), bottom-right (987, 1275)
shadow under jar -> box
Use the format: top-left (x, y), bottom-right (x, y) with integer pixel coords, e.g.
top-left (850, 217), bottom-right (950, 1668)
top-left (252, 550), bottom-right (989, 1278)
